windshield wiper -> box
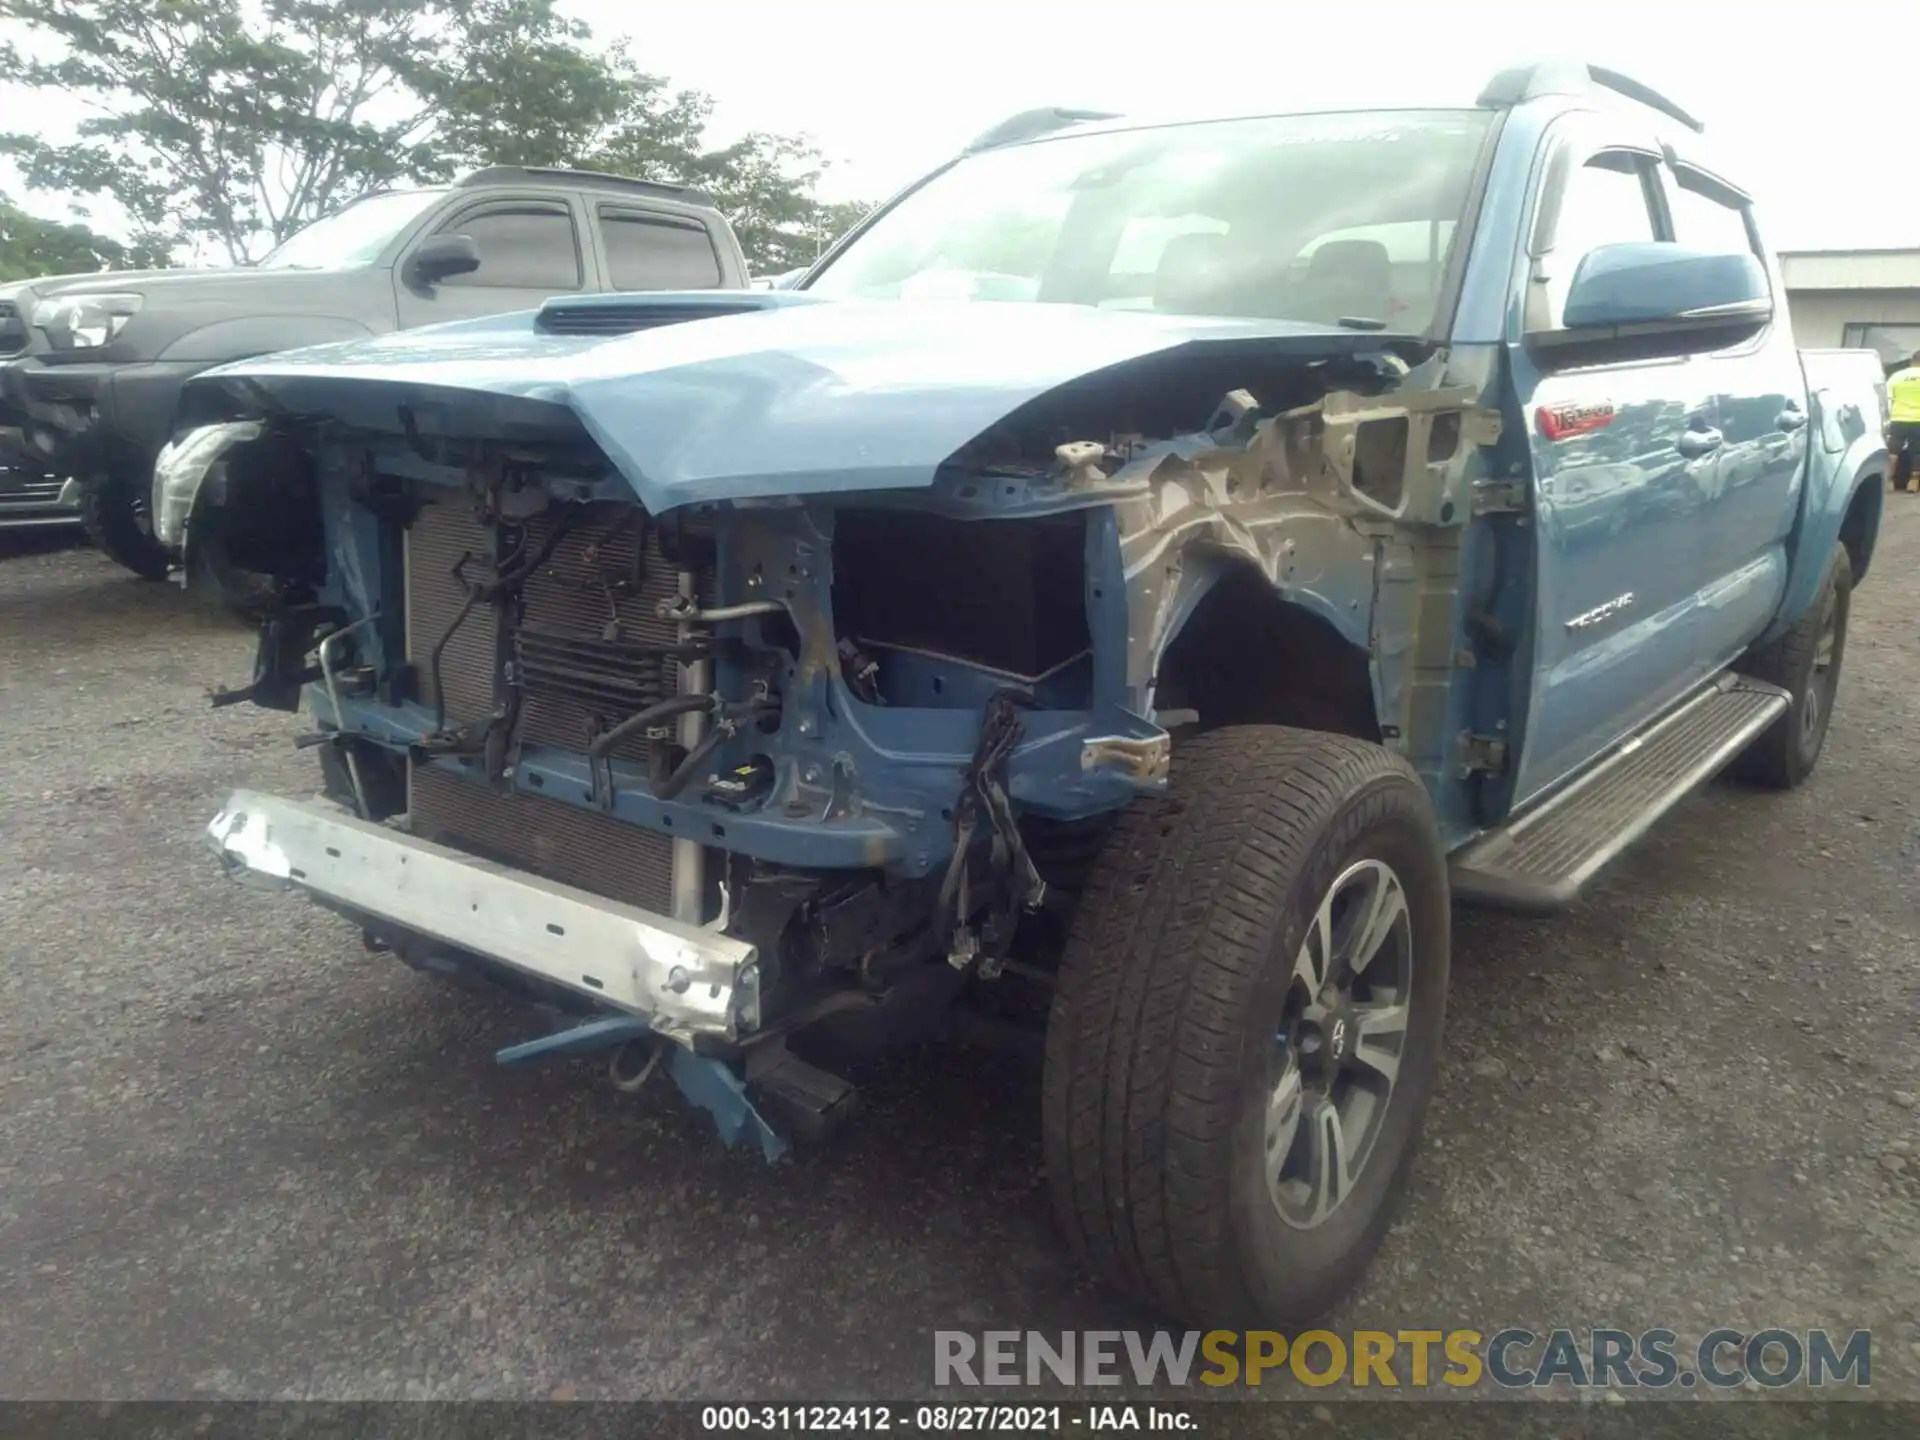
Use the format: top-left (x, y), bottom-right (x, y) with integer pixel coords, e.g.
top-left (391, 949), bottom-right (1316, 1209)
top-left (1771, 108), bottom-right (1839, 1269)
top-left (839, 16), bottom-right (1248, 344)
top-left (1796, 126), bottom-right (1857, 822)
top-left (1336, 315), bottom-right (1389, 332)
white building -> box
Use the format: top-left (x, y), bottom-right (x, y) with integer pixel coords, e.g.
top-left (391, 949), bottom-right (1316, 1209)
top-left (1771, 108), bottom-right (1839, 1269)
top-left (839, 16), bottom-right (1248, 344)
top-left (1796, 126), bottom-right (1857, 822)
top-left (1781, 248), bottom-right (1920, 365)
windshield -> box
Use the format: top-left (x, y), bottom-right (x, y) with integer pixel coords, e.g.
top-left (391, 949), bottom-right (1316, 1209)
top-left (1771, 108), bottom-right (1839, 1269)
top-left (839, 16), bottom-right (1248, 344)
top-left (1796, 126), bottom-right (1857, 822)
top-left (807, 110), bottom-right (1493, 332)
top-left (258, 189), bottom-right (448, 270)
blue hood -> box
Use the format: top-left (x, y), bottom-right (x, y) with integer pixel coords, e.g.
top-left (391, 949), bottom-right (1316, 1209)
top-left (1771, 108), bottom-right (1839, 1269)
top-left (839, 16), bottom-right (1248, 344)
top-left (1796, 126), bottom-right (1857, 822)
top-left (190, 292), bottom-right (1397, 512)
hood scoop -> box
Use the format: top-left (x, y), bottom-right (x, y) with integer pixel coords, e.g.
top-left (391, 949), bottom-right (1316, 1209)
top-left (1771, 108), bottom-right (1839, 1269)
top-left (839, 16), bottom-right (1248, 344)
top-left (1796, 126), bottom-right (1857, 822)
top-left (534, 289), bottom-right (818, 338)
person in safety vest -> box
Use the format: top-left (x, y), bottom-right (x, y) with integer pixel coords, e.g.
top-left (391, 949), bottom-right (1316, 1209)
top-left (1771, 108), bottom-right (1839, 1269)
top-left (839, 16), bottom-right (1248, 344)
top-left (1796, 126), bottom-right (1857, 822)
top-left (1887, 350), bottom-right (1920, 492)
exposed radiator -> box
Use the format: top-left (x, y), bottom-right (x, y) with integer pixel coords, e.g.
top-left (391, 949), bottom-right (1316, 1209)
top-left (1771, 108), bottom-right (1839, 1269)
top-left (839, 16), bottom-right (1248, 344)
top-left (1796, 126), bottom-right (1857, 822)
top-left (404, 498), bottom-right (498, 728)
top-left (408, 765), bottom-right (675, 915)
top-left (515, 500), bottom-right (693, 762)
top-left (403, 494), bottom-right (703, 915)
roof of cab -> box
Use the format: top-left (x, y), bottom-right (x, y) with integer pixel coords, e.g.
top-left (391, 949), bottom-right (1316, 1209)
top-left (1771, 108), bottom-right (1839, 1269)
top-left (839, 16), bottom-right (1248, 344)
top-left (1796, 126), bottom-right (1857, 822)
top-left (962, 61), bottom-right (1704, 156)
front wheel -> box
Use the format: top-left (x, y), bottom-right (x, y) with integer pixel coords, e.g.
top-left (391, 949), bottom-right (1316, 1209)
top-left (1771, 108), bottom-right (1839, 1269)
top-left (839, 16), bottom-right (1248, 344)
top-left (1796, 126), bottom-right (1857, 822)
top-left (79, 463), bottom-right (170, 580)
top-left (1042, 727), bottom-right (1450, 1326)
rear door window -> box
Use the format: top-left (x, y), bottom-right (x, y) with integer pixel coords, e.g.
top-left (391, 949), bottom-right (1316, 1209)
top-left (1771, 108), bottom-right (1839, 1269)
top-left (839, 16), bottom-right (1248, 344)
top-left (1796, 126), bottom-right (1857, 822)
top-left (1666, 167), bottom-right (1756, 256)
top-left (598, 208), bottom-right (724, 290)
top-left (436, 201), bottom-right (582, 291)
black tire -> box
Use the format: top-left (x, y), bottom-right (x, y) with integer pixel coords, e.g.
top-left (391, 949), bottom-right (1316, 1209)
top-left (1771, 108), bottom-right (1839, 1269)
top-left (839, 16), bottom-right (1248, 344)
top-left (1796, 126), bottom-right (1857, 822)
top-left (80, 464), bottom-right (170, 580)
top-left (1042, 727), bottom-right (1450, 1327)
top-left (1732, 543), bottom-right (1851, 790)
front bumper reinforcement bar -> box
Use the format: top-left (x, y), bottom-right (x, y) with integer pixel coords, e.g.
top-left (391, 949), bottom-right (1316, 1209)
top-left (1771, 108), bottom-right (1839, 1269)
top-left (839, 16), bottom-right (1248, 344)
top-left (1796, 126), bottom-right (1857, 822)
top-left (205, 789), bottom-right (761, 1043)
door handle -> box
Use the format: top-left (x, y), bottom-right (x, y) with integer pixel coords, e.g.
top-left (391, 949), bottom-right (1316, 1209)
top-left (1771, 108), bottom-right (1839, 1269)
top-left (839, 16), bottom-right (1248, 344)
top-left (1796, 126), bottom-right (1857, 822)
top-left (1676, 428), bottom-right (1724, 457)
top-left (1777, 406), bottom-right (1808, 431)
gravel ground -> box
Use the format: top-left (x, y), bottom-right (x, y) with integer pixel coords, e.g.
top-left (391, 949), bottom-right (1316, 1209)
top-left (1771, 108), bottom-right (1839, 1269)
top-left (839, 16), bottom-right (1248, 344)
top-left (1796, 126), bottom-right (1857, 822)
top-left (1, 508), bottom-right (1917, 1406)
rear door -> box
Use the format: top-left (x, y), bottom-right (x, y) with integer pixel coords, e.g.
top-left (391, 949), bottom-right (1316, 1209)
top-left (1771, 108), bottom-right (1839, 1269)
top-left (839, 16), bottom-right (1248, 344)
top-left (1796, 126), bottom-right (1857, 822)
top-left (1657, 160), bottom-right (1807, 673)
top-left (590, 205), bottom-right (728, 292)
top-left (394, 192), bottom-right (588, 328)
top-left (1511, 125), bottom-right (1724, 804)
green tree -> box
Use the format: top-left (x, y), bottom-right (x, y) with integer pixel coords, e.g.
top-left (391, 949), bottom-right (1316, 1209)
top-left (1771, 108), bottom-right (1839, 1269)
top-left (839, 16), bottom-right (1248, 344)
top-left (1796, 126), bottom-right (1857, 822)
top-left (0, 196), bottom-right (171, 281)
top-left (0, 0), bottom-right (642, 264)
top-left (0, 0), bottom-right (873, 274)
top-left (576, 75), bottom-right (872, 275)
top-left (805, 198), bottom-right (877, 264)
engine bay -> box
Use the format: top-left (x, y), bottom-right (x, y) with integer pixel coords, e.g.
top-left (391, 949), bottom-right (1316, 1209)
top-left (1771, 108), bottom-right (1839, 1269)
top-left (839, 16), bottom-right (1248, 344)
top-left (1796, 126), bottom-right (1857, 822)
top-left (196, 319), bottom-right (1502, 1072)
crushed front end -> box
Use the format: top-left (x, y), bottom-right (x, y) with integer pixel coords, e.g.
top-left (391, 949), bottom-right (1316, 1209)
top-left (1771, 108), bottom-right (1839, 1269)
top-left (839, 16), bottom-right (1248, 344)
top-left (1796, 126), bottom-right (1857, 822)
top-left (189, 297), bottom-right (1490, 1158)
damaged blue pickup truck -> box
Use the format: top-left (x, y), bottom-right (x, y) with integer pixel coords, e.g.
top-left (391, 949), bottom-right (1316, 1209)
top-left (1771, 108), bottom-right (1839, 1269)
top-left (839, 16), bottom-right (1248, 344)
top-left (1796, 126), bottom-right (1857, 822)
top-left (183, 61), bottom-right (1885, 1326)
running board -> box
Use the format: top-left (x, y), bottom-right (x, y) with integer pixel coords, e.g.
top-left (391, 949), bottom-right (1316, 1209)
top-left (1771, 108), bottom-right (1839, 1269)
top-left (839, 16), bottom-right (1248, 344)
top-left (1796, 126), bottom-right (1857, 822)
top-left (1450, 673), bottom-right (1789, 912)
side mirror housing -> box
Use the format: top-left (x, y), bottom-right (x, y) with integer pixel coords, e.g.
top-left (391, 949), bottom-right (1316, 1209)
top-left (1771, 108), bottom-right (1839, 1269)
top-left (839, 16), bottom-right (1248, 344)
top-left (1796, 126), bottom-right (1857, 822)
top-left (403, 233), bottom-right (481, 289)
top-left (1529, 242), bottom-right (1772, 365)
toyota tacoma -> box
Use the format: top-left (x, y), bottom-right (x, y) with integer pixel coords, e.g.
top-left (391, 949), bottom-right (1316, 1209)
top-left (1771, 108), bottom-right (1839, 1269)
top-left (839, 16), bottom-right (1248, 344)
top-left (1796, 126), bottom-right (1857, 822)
top-left (186, 65), bottom-right (1884, 1325)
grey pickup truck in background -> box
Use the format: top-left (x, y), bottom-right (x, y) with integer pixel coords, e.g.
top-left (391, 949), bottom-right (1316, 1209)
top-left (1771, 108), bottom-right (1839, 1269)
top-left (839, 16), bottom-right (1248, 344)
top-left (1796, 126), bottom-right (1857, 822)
top-left (0, 167), bottom-right (748, 584)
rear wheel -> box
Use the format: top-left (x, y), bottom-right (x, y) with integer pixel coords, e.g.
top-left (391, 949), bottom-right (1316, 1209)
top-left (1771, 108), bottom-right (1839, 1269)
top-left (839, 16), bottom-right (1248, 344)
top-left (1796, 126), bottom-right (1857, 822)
top-left (80, 463), bottom-right (170, 579)
top-left (1733, 542), bottom-right (1851, 789)
top-left (1042, 727), bottom-right (1450, 1326)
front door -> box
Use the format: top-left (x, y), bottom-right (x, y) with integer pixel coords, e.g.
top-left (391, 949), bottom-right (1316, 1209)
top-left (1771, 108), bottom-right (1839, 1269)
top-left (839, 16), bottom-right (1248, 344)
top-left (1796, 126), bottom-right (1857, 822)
top-left (394, 193), bottom-right (591, 329)
top-left (1511, 144), bottom-right (1722, 805)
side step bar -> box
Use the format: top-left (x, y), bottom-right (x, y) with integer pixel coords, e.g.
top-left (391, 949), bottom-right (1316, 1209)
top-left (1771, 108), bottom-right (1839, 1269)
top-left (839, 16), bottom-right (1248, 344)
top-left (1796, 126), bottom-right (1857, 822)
top-left (1450, 673), bottom-right (1789, 912)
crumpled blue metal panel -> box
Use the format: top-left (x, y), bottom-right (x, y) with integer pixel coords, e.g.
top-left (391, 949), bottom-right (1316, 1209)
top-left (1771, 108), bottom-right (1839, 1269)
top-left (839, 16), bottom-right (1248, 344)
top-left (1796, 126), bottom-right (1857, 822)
top-left (494, 1015), bottom-right (788, 1163)
top-left (189, 296), bottom-right (1385, 514)
top-left (668, 1047), bottom-right (788, 1164)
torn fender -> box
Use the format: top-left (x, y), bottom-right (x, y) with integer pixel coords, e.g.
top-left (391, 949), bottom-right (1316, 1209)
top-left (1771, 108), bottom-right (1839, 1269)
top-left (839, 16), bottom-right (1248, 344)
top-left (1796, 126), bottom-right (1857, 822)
top-left (182, 296), bottom-right (1420, 513)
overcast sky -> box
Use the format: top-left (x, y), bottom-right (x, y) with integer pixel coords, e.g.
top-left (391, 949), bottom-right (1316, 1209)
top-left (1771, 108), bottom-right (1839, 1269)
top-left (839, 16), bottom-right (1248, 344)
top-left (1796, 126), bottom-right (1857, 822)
top-left (1, 0), bottom-right (1901, 253)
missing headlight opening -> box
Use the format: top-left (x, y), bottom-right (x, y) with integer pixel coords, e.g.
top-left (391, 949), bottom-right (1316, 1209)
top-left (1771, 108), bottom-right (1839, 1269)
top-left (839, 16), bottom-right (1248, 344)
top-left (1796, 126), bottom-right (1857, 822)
top-left (829, 510), bottom-right (1093, 705)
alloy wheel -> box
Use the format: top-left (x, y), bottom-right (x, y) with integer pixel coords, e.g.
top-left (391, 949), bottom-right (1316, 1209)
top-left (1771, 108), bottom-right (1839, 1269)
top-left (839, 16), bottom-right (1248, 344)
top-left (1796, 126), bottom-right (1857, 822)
top-left (1264, 858), bottom-right (1415, 1230)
